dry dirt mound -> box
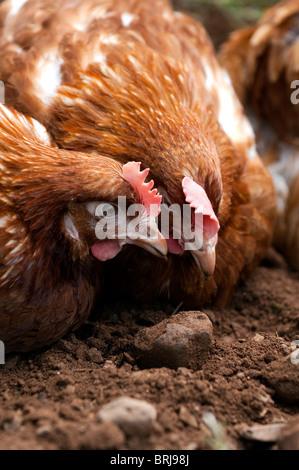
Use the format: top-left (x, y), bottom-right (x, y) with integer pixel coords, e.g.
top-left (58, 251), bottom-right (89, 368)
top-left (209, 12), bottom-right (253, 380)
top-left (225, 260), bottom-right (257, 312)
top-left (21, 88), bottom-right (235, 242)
top-left (0, 249), bottom-right (298, 450)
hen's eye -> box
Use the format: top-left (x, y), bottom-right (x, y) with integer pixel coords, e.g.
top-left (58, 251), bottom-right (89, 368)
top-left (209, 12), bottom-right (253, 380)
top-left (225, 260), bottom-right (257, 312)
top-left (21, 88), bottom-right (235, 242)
top-left (95, 203), bottom-right (118, 218)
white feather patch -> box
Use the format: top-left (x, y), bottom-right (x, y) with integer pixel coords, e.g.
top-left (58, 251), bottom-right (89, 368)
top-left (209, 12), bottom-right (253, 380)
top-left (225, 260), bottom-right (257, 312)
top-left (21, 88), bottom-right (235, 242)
top-left (31, 119), bottom-right (52, 145)
top-left (100, 35), bottom-right (119, 45)
top-left (217, 69), bottom-right (256, 156)
top-left (0, 215), bottom-right (10, 228)
top-left (269, 142), bottom-right (299, 187)
top-left (35, 54), bottom-right (63, 104)
top-left (9, 0), bottom-right (28, 16)
top-left (94, 53), bottom-right (106, 65)
top-left (0, 104), bottom-right (14, 120)
top-left (121, 12), bottom-right (134, 27)
top-left (202, 60), bottom-right (215, 91)
top-left (73, 22), bottom-right (86, 32)
top-left (64, 213), bottom-right (80, 241)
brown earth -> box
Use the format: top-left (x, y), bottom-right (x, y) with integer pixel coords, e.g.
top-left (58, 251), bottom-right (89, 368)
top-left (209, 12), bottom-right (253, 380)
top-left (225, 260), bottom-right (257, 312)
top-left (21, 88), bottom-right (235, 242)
top-left (1, 0), bottom-right (298, 452)
top-left (1, 247), bottom-right (298, 450)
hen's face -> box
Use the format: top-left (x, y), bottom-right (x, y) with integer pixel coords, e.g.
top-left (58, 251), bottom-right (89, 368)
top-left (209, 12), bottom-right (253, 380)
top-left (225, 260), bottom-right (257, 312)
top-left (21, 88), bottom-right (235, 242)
top-left (62, 199), bottom-right (167, 262)
top-left (149, 121), bottom-right (222, 280)
top-left (61, 161), bottom-right (167, 262)
top-left (158, 177), bottom-right (220, 280)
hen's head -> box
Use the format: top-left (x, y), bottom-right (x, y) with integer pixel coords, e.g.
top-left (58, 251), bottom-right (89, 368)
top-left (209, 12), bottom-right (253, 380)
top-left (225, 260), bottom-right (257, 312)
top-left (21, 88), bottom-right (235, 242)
top-left (63, 161), bottom-right (167, 262)
top-left (0, 105), bottom-right (167, 265)
top-left (151, 115), bottom-right (223, 280)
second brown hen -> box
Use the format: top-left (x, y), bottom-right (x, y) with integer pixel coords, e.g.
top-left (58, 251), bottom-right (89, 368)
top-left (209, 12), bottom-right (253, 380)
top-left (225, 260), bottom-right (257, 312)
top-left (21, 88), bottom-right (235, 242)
top-left (220, 0), bottom-right (299, 270)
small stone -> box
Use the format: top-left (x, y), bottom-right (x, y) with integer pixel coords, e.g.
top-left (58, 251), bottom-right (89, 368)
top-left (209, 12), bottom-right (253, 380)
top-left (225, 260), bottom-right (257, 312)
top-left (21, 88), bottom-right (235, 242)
top-left (64, 384), bottom-right (75, 394)
top-left (236, 372), bottom-right (245, 379)
top-left (3, 416), bottom-right (22, 432)
top-left (186, 442), bottom-right (200, 450)
top-left (155, 377), bottom-right (167, 390)
top-left (55, 375), bottom-right (74, 388)
top-left (123, 352), bottom-right (135, 365)
top-left (36, 425), bottom-right (53, 439)
top-left (97, 397), bottom-right (157, 436)
top-left (237, 423), bottom-right (285, 443)
top-left (38, 393), bottom-right (47, 401)
top-left (278, 418), bottom-right (299, 450)
top-left (131, 371), bottom-right (145, 385)
top-left (252, 334), bottom-right (264, 343)
top-left (70, 399), bottom-right (84, 411)
top-left (134, 311), bottom-right (213, 370)
top-left (179, 405), bottom-right (198, 428)
top-left (221, 335), bottom-right (234, 344)
top-left (56, 339), bottom-right (73, 353)
top-left (86, 348), bottom-right (103, 364)
top-left (195, 380), bottom-right (206, 392)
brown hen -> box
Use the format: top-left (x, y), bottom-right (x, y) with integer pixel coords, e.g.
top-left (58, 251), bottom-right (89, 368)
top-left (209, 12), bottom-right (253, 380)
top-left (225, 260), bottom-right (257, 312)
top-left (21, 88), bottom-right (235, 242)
top-left (0, 104), bottom-right (166, 351)
top-left (220, 0), bottom-right (299, 269)
top-left (0, 0), bottom-right (276, 310)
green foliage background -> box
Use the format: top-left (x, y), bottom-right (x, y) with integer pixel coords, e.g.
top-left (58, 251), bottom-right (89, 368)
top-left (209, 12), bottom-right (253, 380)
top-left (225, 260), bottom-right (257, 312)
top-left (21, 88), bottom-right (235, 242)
top-left (173, 0), bottom-right (279, 47)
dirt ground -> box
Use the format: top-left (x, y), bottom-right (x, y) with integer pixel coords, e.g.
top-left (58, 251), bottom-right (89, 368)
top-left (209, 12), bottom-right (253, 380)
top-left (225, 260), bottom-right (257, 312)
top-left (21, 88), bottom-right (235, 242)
top-left (1, 248), bottom-right (299, 450)
top-left (1, 0), bottom-right (299, 452)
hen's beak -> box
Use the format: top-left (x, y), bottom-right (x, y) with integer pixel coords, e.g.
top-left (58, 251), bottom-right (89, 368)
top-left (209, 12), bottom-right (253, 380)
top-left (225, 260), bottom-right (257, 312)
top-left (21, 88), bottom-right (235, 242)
top-left (191, 237), bottom-right (217, 280)
top-left (124, 216), bottom-right (168, 259)
top-left (129, 235), bottom-right (168, 258)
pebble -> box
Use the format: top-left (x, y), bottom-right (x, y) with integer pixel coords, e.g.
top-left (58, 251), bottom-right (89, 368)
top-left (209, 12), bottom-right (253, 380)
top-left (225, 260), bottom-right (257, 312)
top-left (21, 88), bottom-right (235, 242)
top-left (64, 384), bottom-right (76, 394)
top-left (36, 424), bottom-right (53, 439)
top-left (237, 423), bottom-right (285, 442)
top-left (86, 348), bottom-right (103, 364)
top-left (55, 375), bottom-right (74, 388)
top-left (134, 311), bottom-right (213, 370)
top-left (252, 333), bottom-right (264, 343)
top-left (97, 397), bottom-right (157, 436)
top-left (3, 416), bottom-right (22, 432)
top-left (179, 405), bottom-right (198, 428)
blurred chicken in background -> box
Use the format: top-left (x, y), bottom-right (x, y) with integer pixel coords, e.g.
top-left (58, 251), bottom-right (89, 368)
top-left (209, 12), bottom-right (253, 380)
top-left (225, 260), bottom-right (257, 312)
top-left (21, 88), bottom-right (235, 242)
top-left (220, 0), bottom-right (299, 269)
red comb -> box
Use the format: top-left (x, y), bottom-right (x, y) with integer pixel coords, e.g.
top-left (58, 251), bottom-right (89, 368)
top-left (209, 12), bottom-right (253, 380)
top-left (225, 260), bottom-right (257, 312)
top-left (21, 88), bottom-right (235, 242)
top-left (122, 162), bottom-right (162, 218)
top-left (182, 177), bottom-right (220, 239)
